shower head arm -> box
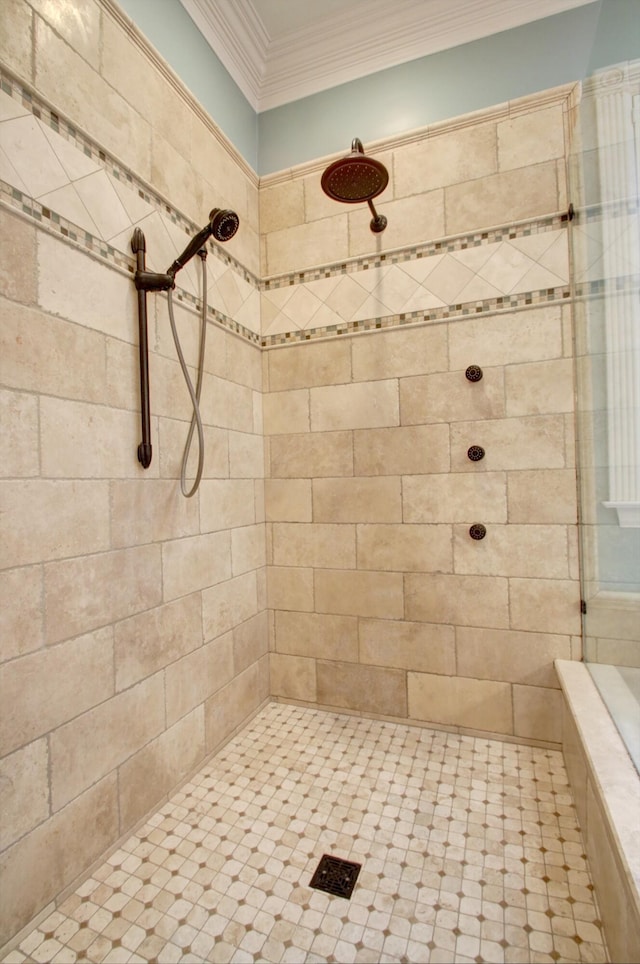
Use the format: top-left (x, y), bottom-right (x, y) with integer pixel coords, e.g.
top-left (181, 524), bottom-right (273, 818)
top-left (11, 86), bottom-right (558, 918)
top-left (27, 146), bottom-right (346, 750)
top-left (367, 197), bottom-right (387, 234)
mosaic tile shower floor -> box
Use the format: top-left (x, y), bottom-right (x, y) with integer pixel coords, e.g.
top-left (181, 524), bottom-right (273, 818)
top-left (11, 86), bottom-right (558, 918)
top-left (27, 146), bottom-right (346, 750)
top-left (5, 702), bottom-right (608, 964)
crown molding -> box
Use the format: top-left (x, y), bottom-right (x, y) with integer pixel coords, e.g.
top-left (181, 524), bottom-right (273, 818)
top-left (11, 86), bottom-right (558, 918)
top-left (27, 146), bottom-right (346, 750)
top-left (180, 0), bottom-right (592, 112)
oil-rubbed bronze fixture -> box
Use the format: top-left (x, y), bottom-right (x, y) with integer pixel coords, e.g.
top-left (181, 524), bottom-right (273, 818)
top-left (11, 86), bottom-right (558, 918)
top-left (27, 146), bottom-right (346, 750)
top-left (467, 445), bottom-right (486, 462)
top-left (321, 138), bottom-right (389, 233)
top-left (469, 523), bottom-right (487, 540)
top-left (131, 208), bottom-right (239, 485)
top-left (465, 364), bottom-right (483, 382)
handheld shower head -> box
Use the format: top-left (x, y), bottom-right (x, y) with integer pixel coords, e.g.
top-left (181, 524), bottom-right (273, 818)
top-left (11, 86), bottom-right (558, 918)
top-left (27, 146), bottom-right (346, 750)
top-left (168, 208), bottom-right (239, 277)
top-left (209, 208), bottom-right (240, 242)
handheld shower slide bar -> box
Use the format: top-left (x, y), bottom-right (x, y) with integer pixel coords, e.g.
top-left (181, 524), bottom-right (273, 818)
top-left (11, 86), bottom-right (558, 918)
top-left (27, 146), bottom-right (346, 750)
top-left (131, 208), bottom-right (239, 486)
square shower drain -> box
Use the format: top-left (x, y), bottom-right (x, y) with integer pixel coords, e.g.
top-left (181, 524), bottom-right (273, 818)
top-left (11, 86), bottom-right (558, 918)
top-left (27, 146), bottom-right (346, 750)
top-left (309, 854), bottom-right (362, 898)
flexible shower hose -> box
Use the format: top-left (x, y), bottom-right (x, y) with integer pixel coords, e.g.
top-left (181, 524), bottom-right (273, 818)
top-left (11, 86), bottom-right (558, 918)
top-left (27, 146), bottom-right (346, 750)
top-left (167, 250), bottom-right (208, 498)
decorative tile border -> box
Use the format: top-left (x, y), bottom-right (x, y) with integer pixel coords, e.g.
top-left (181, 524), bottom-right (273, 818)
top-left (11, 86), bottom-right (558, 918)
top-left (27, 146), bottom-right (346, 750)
top-left (0, 68), bottom-right (258, 289)
top-left (0, 182), bottom-right (262, 347)
top-left (261, 284), bottom-right (572, 347)
top-left (262, 212), bottom-right (572, 291)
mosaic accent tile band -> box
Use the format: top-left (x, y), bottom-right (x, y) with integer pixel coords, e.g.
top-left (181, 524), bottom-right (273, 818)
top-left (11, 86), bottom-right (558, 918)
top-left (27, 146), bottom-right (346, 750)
top-left (2, 64), bottom-right (633, 353)
top-left (3, 702), bottom-right (609, 964)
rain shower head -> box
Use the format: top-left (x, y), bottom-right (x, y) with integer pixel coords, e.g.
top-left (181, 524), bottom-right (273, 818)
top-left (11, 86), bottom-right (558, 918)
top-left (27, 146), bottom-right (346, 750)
top-left (321, 138), bottom-right (388, 232)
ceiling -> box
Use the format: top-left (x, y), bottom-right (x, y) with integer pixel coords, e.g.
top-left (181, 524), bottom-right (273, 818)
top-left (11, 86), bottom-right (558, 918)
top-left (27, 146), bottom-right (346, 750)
top-left (179, 0), bottom-right (595, 112)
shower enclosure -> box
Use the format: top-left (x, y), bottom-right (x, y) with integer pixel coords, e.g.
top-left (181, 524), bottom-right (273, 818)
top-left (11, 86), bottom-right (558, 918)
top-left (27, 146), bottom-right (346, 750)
top-left (570, 55), bottom-right (640, 770)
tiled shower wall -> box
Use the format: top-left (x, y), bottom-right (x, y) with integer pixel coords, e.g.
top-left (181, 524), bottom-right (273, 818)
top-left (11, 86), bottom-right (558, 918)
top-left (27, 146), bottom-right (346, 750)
top-left (0, 0), bottom-right (266, 948)
top-left (261, 89), bottom-right (583, 745)
top-left (1, 0), bottom-right (587, 952)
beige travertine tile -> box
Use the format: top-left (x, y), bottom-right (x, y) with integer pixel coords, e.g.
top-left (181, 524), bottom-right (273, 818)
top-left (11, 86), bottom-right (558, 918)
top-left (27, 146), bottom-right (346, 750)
top-left (269, 431), bottom-right (354, 478)
top-left (507, 469), bottom-right (577, 523)
top-left (315, 569), bottom-right (404, 619)
top-left (44, 545), bottom-right (162, 645)
top-left (498, 106), bottom-right (566, 171)
top-left (394, 123), bottom-right (497, 196)
top-left (510, 577), bottom-right (581, 635)
top-left (0, 626), bottom-right (114, 756)
top-left (314, 477), bottom-right (402, 523)
top-left (513, 684), bottom-right (562, 743)
top-left (269, 652), bottom-right (316, 702)
top-left (231, 523), bottom-right (266, 575)
top-left (310, 380), bottom-right (399, 431)
top-left (444, 161), bottom-right (559, 235)
top-left (450, 415), bottom-right (567, 471)
top-left (274, 610), bottom-right (358, 661)
top-left (165, 634), bottom-right (234, 726)
top-left (164, 632), bottom-right (233, 726)
top-left (354, 423), bottom-right (450, 475)
top-left (265, 479), bottom-right (312, 521)
top-left (0, 301), bottom-right (108, 402)
top-left (0, 739), bottom-right (49, 851)
top-left (259, 179), bottom-right (304, 234)
top-left (0, 390), bottom-right (39, 478)
top-left (405, 573), bottom-right (509, 628)
top-left (161, 531), bottom-right (231, 601)
top-left (40, 397), bottom-right (146, 479)
top-left (0, 774), bottom-right (118, 949)
top-left (560, 696), bottom-right (588, 829)
top-left (351, 324), bottom-right (449, 381)
top-left (403, 472), bottom-right (507, 523)
top-left (32, 0), bottom-right (101, 64)
top-left (36, 19), bottom-right (151, 177)
top-left (0, 565), bottom-right (43, 662)
top-left (453, 523), bottom-right (569, 578)
top-left (0, 207), bottom-right (36, 302)
top-left (317, 660), bottom-right (407, 717)
top-left (265, 214), bottom-right (348, 275)
top-left (109, 22), bottom-right (194, 168)
top-left (357, 523), bottom-right (452, 573)
top-left (359, 618), bottom-right (455, 675)
top-left (37, 233), bottom-right (138, 343)
top-left (228, 430), bottom-right (264, 478)
top-left (456, 627), bottom-right (569, 688)
top-left (585, 780), bottom-right (640, 964)
top-left (267, 566), bottom-right (314, 611)
top-left (158, 418), bottom-right (228, 483)
top-left (267, 340), bottom-right (351, 392)
top-left (272, 523), bottom-right (356, 569)
top-left (114, 594), bottom-right (202, 691)
top-left (263, 389), bottom-right (310, 435)
top-left (118, 707), bottom-right (205, 831)
top-left (224, 333), bottom-right (262, 392)
top-left (44, 546), bottom-right (162, 643)
top-left (408, 672), bottom-right (513, 733)
top-left (0, 0), bottom-right (33, 83)
top-left (233, 611), bottom-right (269, 673)
top-left (448, 306), bottom-right (563, 369)
top-left (198, 479), bottom-right (256, 532)
top-left (201, 571), bottom-right (259, 642)
top-left (204, 659), bottom-right (268, 752)
top-left (110, 479), bottom-right (199, 548)
top-left (50, 673), bottom-right (165, 811)
top-left (401, 368), bottom-right (506, 427)
top-left (201, 374), bottom-right (255, 433)
top-left (348, 190), bottom-right (446, 258)
top-left (505, 359), bottom-right (574, 416)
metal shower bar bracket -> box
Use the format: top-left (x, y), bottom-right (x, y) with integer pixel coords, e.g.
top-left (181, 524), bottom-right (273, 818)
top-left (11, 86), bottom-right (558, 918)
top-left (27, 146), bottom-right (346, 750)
top-left (131, 227), bottom-right (174, 469)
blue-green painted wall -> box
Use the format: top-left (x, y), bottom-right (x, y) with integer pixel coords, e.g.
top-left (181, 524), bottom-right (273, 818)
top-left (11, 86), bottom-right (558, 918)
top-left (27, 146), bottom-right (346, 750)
top-left (118, 0), bottom-right (639, 175)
